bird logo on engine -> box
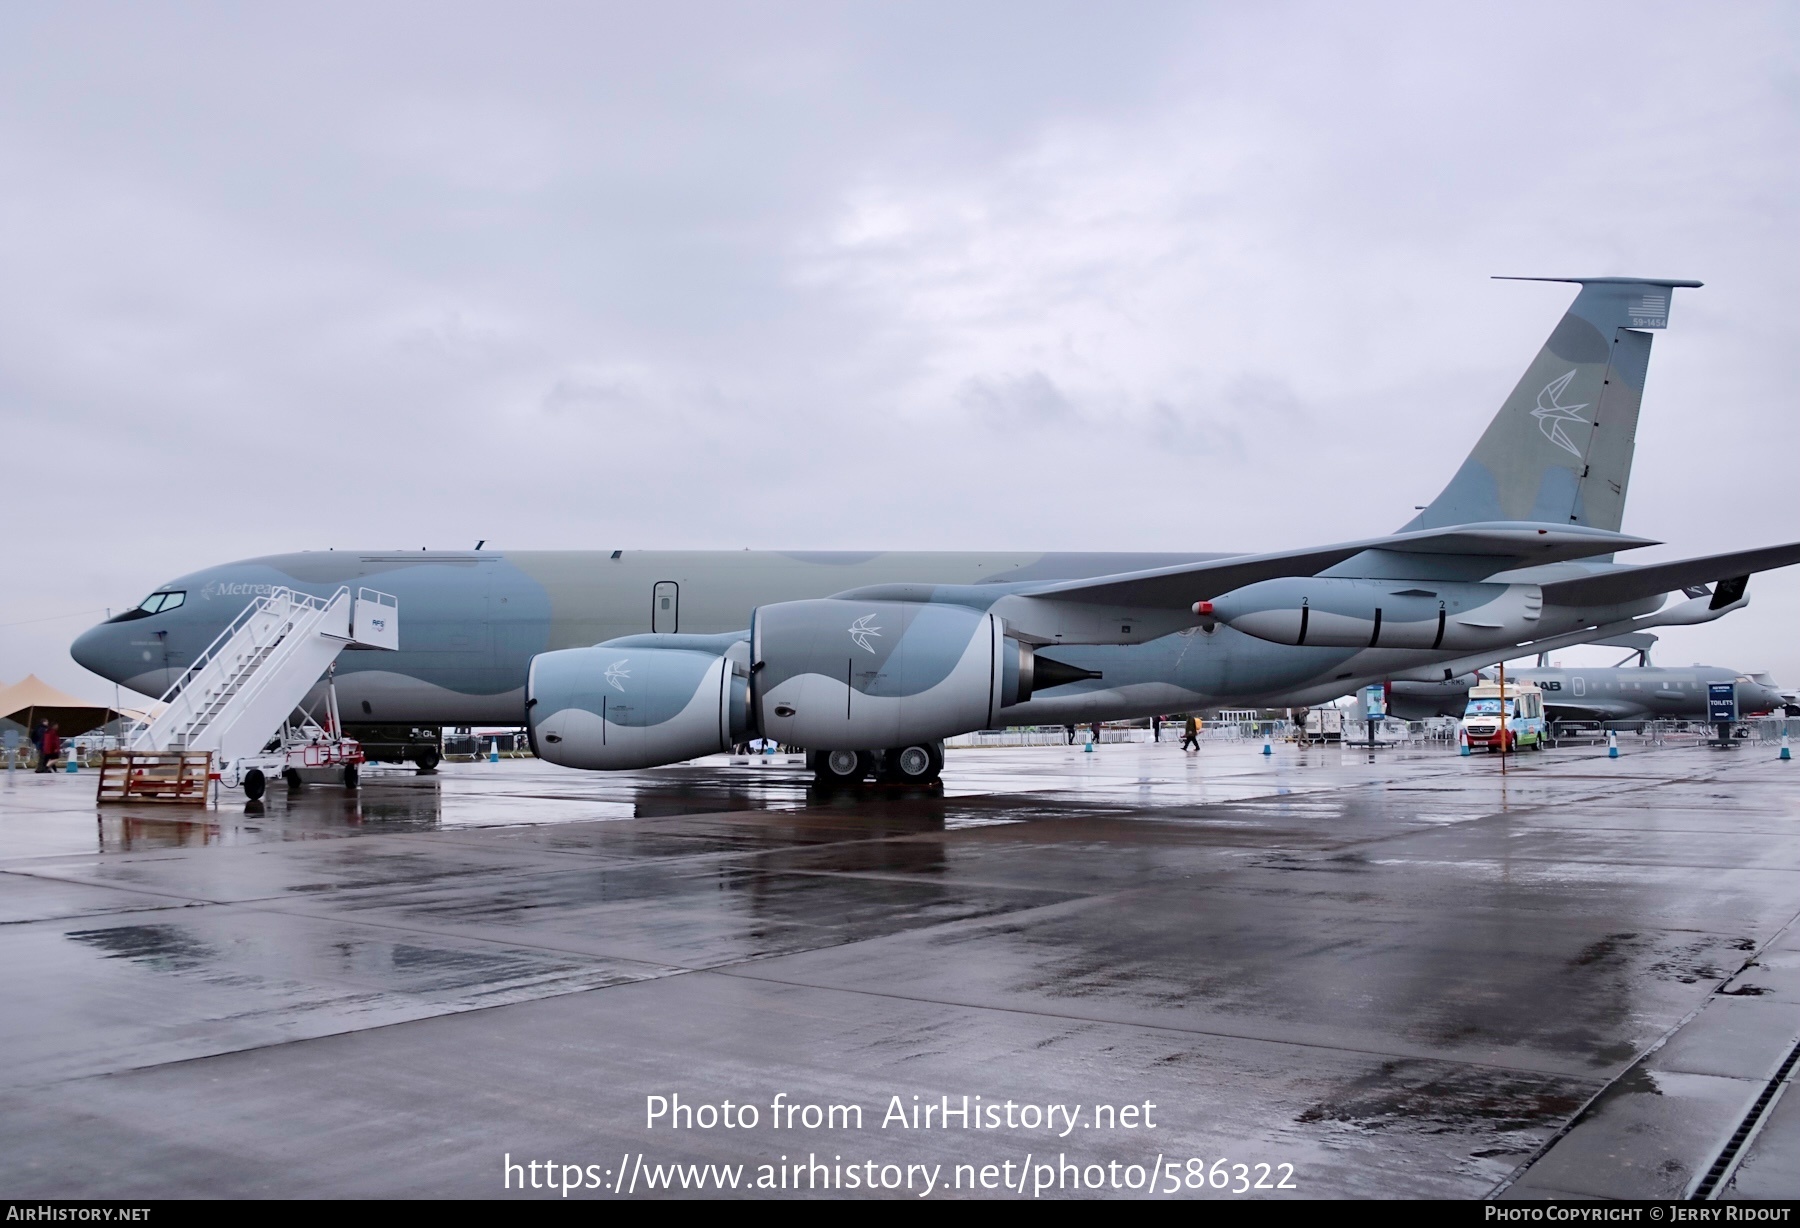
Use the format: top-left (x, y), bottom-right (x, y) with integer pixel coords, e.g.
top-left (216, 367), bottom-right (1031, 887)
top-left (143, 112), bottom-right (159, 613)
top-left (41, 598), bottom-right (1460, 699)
top-left (604, 660), bottom-right (631, 691)
top-left (848, 614), bottom-right (882, 653)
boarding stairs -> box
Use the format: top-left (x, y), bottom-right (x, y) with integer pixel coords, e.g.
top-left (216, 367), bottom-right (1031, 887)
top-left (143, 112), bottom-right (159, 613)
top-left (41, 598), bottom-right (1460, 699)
top-left (126, 586), bottom-right (398, 773)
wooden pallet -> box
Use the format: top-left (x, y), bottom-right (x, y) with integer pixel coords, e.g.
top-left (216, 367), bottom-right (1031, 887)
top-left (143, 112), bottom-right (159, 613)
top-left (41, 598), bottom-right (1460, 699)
top-left (97, 751), bottom-right (213, 805)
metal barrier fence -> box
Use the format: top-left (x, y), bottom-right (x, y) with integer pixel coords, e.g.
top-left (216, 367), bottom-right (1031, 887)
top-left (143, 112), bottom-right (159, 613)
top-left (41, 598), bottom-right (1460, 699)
top-left (946, 718), bottom-right (1467, 749)
top-left (1754, 716), bottom-right (1796, 743)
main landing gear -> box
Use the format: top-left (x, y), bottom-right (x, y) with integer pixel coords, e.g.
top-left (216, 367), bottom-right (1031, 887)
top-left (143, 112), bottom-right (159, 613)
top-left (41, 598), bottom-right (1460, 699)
top-left (810, 743), bottom-right (946, 787)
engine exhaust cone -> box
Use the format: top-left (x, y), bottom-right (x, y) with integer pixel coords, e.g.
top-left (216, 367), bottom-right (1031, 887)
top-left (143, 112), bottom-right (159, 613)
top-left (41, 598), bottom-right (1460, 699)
top-left (1033, 655), bottom-right (1101, 693)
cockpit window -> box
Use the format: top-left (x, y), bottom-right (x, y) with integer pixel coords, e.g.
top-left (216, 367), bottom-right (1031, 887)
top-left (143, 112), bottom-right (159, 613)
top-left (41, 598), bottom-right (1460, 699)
top-left (137, 591), bottom-right (185, 614)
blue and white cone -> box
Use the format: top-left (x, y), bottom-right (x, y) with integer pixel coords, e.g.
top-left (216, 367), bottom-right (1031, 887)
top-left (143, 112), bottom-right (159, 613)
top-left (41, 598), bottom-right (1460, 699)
top-left (1262, 737), bottom-right (1272, 756)
top-left (65, 749), bottom-right (79, 773)
top-left (1608, 730), bottom-right (1619, 759)
top-left (1459, 730), bottom-right (1470, 757)
top-left (1781, 733), bottom-right (1791, 761)
top-left (489, 739), bottom-right (499, 763)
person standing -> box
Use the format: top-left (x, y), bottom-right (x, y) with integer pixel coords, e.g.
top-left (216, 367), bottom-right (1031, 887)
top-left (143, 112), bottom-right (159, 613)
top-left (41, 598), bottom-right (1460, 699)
top-left (1181, 716), bottom-right (1200, 752)
top-left (1152, 716), bottom-right (1162, 742)
top-left (1090, 721), bottom-right (1103, 747)
top-left (37, 722), bottom-right (61, 773)
top-left (1065, 724), bottom-right (1077, 746)
top-left (29, 719), bottom-right (48, 771)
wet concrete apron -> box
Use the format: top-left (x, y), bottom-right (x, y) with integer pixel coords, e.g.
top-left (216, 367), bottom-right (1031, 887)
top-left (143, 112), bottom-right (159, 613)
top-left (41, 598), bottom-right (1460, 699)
top-left (0, 741), bottom-right (1793, 1199)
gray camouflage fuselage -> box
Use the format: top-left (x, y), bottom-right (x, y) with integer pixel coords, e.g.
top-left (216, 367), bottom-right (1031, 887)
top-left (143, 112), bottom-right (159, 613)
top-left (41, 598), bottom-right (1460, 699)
top-left (68, 542), bottom-right (1673, 729)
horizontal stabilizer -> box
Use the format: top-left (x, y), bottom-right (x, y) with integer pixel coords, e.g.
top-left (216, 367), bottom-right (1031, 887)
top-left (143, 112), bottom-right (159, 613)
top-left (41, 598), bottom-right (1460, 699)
top-left (1539, 542), bottom-right (1800, 607)
top-left (1031, 523), bottom-right (1655, 608)
top-left (1591, 632), bottom-right (1658, 651)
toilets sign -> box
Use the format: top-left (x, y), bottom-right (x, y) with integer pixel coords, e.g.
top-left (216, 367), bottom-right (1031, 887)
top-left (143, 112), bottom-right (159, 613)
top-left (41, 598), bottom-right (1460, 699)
top-left (1707, 682), bottom-right (1738, 724)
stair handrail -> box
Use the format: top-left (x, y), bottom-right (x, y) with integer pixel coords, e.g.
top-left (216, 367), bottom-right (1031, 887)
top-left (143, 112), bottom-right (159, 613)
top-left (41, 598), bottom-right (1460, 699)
top-left (200, 588), bottom-right (353, 757)
top-left (159, 587), bottom-right (336, 705)
top-left (125, 587), bottom-right (345, 750)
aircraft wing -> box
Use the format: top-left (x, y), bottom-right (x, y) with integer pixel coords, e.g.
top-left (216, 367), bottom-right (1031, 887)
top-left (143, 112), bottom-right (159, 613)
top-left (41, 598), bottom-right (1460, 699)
top-left (1542, 703), bottom-right (1634, 723)
top-left (1027, 523), bottom-right (1656, 608)
top-left (1538, 541), bottom-right (1800, 608)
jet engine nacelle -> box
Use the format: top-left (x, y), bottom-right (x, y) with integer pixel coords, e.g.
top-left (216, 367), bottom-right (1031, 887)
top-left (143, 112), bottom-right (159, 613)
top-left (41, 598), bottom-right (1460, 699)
top-left (754, 598), bottom-right (1056, 750)
top-left (527, 644), bottom-right (748, 770)
top-left (1204, 578), bottom-right (1543, 651)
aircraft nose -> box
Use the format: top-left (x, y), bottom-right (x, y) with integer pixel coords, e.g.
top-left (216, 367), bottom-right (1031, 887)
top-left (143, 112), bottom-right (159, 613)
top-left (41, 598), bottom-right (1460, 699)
top-left (70, 619), bottom-right (124, 681)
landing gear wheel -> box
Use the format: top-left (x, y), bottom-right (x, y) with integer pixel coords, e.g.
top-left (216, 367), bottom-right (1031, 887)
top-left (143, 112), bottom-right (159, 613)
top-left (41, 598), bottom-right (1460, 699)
top-left (343, 763), bottom-right (359, 788)
top-left (412, 746), bottom-right (440, 775)
top-left (888, 744), bottom-right (936, 783)
top-left (283, 767), bottom-right (302, 791)
top-left (243, 769), bottom-right (266, 801)
top-left (816, 748), bottom-right (871, 784)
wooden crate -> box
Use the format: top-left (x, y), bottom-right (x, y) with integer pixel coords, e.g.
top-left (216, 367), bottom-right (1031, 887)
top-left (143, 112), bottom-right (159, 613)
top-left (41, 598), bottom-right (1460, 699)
top-left (97, 751), bottom-right (214, 805)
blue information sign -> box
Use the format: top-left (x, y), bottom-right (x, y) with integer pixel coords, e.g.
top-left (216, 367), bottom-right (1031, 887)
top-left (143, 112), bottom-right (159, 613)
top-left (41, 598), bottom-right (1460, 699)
top-left (1707, 682), bottom-right (1738, 724)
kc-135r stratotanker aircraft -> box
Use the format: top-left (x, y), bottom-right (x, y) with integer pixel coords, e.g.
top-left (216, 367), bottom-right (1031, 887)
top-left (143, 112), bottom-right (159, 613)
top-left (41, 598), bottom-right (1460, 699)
top-left (72, 277), bottom-right (1800, 782)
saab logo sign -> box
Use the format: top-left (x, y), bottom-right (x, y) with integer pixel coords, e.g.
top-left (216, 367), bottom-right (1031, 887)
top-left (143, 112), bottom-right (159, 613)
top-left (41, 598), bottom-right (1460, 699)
top-left (604, 660), bottom-right (631, 692)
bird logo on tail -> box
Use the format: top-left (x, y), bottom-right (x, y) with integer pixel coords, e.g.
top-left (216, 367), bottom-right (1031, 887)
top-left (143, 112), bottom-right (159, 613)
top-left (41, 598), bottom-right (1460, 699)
top-left (1531, 370), bottom-right (1590, 458)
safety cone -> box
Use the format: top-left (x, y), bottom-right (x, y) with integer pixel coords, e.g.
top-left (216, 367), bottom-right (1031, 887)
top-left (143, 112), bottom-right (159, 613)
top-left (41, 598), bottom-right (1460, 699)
top-left (65, 749), bottom-right (79, 773)
top-left (1781, 733), bottom-right (1791, 762)
top-left (1262, 737), bottom-right (1273, 756)
top-left (1459, 730), bottom-right (1470, 757)
top-left (489, 739), bottom-right (500, 763)
top-left (1608, 730), bottom-right (1619, 759)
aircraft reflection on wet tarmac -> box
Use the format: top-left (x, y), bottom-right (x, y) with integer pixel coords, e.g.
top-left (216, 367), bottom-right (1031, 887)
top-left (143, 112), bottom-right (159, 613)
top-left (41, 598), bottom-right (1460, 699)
top-left (4, 742), bottom-right (1800, 1200)
top-left (85, 759), bottom-right (1082, 854)
top-left (88, 761), bottom-right (852, 853)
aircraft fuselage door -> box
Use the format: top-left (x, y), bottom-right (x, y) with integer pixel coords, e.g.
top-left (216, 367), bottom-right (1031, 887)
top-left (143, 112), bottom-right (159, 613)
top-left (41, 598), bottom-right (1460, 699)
top-left (1572, 676), bottom-right (1585, 697)
top-left (652, 581), bottom-right (679, 633)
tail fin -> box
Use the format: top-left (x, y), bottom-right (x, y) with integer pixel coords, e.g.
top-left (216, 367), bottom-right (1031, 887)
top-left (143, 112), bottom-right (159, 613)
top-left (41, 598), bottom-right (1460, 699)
top-left (1403, 276), bottom-right (1701, 533)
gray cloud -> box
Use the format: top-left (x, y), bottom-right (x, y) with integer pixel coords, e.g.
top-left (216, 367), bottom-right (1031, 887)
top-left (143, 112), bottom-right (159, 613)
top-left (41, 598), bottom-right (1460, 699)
top-left (2, 1), bottom-right (1797, 694)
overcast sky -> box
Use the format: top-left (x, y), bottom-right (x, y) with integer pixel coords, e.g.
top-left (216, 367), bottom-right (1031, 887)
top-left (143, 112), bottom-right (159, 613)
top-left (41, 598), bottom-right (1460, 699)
top-left (3, 1), bottom-right (1797, 700)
